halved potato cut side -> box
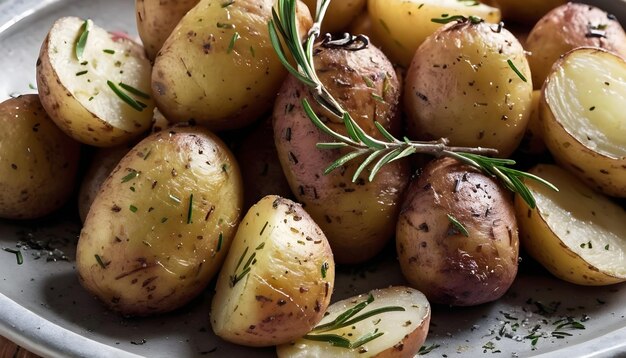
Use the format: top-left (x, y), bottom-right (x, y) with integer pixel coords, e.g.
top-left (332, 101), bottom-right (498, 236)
top-left (541, 48), bottom-right (626, 197)
top-left (277, 286), bottom-right (431, 357)
top-left (515, 164), bottom-right (626, 286)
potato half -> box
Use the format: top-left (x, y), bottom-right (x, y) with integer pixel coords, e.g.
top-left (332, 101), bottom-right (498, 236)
top-left (541, 48), bottom-right (626, 197)
top-left (396, 158), bottom-right (519, 306)
top-left (277, 287), bottom-right (431, 358)
top-left (404, 20), bottom-right (532, 158)
top-left (368, 0), bottom-right (500, 67)
top-left (37, 17), bottom-right (154, 147)
top-left (526, 3), bottom-right (626, 89)
top-left (77, 127), bottom-right (243, 316)
top-left (211, 196), bottom-right (334, 347)
top-left (515, 164), bottom-right (626, 285)
top-left (0, 95), bottom-right (80, 219)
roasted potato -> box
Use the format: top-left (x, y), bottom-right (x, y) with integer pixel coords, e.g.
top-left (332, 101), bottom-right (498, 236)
top-left (277, 287), bottom-right (431, 358)
top-left (495, 0), bottom-right (566, 25)
top-left (396, 158), bottom-right (519, 306)
top-left (37, 17), bottom-right (154, 147)
top-left (541, 48), bottom-right (626, 197)
top-left (235, 118), bottom-right (293, 210)
top-left (77, 127), bottom-right (243, 316)
top-left (151, 0), bottom-right (312, 131)
top-left (78, 145), bottom-right (131, 223)
top-left (135, 0), bottom-right (199, 60)
top-left (526, 3), bottom-right (626, 89)
top-left (273, 44), bottom-right (410, 264)
top-left (515, 164), bottom-right (626, 285)
top-left (0, 95), bottom-right (80, 220)
top-left (211, 195), bottom-right (334, 347)
top-left (368, 0), bottom-right (501, 67)
top-left (302, 0), bottom-right (365, 34)
top-left (405, 20), bottom-right (533, 158)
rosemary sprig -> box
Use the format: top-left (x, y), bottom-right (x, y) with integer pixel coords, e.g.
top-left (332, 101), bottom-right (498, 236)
top-left (268, 0), bottom-right (557, 208)
top-left (304, 293), bottom-right (405, 349)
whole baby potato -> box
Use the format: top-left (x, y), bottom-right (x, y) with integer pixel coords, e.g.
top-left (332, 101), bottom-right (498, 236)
top-left (274, 44), bottom-right (410, 264)
top-left (405, 20), bottom-right (533, 158)
top-left (0, 95), bottom-right (80, 219)
top-left (152, 0), bottom-right (312, 131)
top-left (526, 3), bottom-right (626, 89)
top-left (135, 0), bottom-right (199, 60)
top-left (396, 158), bottom-right (519, 306)
top-left (77, 126), bottom-right (243, 316)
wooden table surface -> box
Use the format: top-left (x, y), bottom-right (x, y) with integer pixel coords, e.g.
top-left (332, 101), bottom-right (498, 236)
top-left (0, 336), bottom-right (39, 358)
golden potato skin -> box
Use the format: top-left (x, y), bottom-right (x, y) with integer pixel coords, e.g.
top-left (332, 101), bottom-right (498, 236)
top-left (78, 145), bottom-right (131, 223)
top-left (396, 158), bottom-right (519, 306)
top-left (405, 21), bottom-right (532, 158)
top-left (235, 118), bottom-right (293, 210)
top-left (151, 0), bottom-right (312, 131)
top-left (274, 45), bottom-right (410, 264)
top-left (211, 196), bottom-right (334, 347)
top-left (135, 0), bottom-right (199, 60)
top-left (368, 0), bottom-right (501, 67)
top-left (0, 95), bottom-right (80, 219)
top-left (526, 3), bottom-right (626, 89)
top-left (77, 127), bottom-right (243, 316)
top-left (495, 0), bottom-right (566, 25)
top-left (302, 0), bottom-right (365, 34)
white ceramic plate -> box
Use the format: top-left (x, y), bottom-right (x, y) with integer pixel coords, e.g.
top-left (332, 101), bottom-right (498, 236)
top-left (0, 0), bottom-right (625, 357)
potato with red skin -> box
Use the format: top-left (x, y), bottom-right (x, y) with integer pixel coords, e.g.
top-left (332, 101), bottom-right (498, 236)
top-left (396, 158), bottom-right (519, 306)
top-left (273, 44), bottom-right (410, 264)
top-left (526, 3), bottom-right (626, 89)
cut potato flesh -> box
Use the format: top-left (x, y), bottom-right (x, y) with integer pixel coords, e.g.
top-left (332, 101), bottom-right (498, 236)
top-left (515, 164), bottom-right (626, 285)
top-left (277, 287), bottom-right (430, 358)
top-left (545, 49), bottom-right (626, 157)
top-left (50, 18), bottom-right (153, 130)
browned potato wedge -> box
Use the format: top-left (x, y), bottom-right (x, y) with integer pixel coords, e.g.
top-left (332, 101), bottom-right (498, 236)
top-left (277, 287), bottom-right (431, 358)
top-left (405, 20), bottom-right (532, 158)
top-left (135, 0), bottom-right (199, 60)
top-left (0, 95), bottom-right (80, 219)
top-left (515, 164), bottom-right (626, 285)
top-left (78, 145), bottom-right (131, 223)
top-left (37, 17), bottom-right (154, 147)
top-left (77, 127), bottom-right (243, 316)
top-left (274, 44), bottom-right (410, 264)
top-left (396, 158), bottom-right (519, 306)
top-left (211, 196), bottom-right (334, 347)
top-left (526, 3), bottom-right (626, 89)
top-left (541, 48), bottom-right (626, 197)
